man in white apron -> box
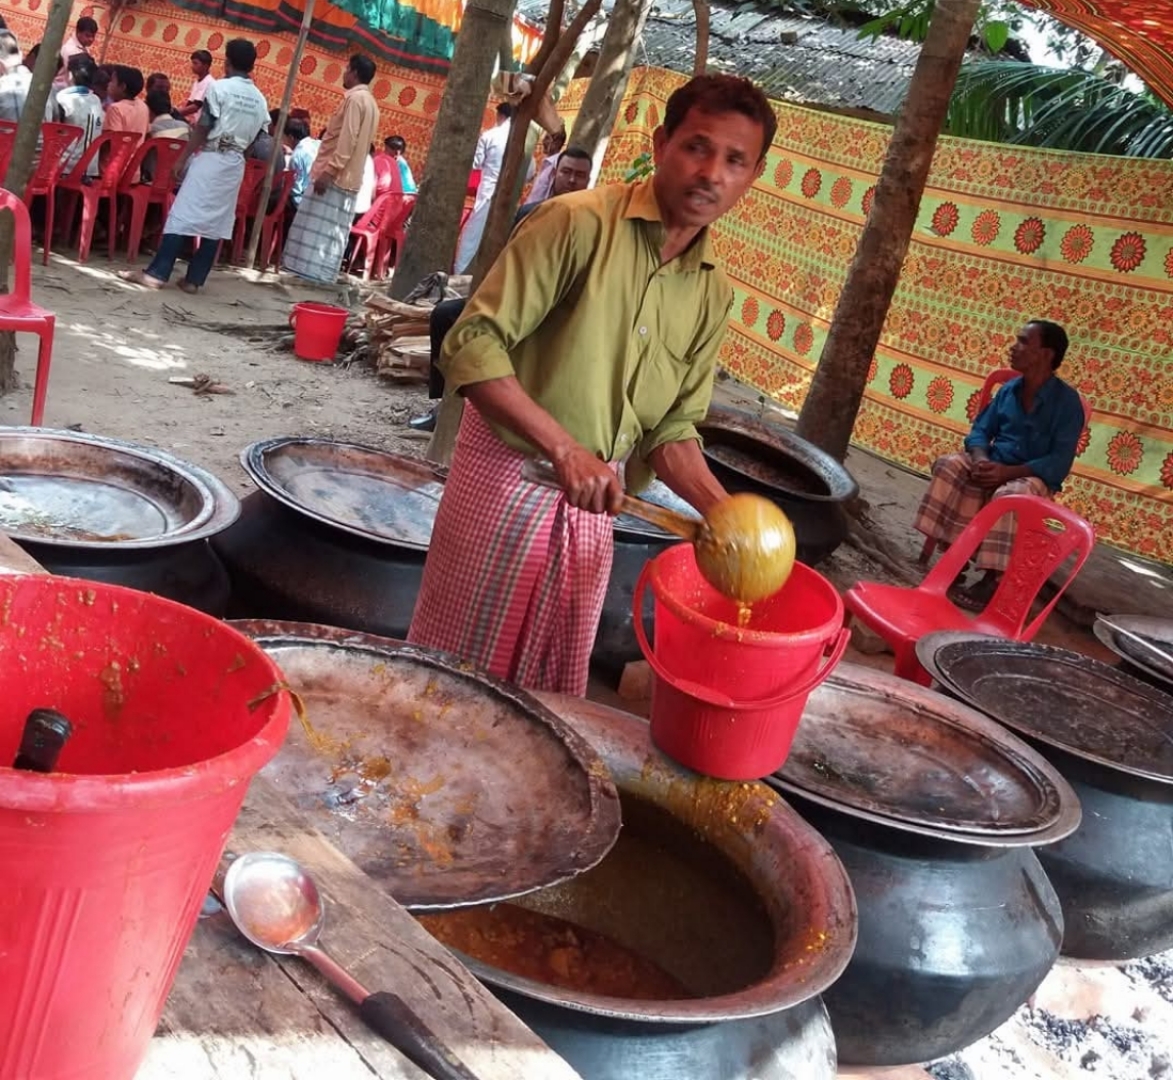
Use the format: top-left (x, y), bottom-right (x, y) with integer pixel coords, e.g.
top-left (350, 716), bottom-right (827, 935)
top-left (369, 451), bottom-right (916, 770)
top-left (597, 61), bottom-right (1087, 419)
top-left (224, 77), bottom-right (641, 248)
top-left (452, 102), bottom-right (515, 274)
top-left (118, 39), bottom-right (268, 295)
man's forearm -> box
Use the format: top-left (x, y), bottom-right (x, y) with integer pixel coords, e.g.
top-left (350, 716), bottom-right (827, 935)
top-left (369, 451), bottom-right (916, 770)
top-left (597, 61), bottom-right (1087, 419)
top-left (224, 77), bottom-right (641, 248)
top-left (175, 124), bottom-right (207, 171)
top-left (462, 376), bottom-right (579, 464)
top-left (649, 439), bottom-right (727, 516)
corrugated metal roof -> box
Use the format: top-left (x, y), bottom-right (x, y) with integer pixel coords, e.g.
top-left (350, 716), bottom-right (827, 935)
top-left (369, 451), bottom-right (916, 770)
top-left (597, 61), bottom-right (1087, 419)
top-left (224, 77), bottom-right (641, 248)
top-left (518, 0), bottom-right (920, 115)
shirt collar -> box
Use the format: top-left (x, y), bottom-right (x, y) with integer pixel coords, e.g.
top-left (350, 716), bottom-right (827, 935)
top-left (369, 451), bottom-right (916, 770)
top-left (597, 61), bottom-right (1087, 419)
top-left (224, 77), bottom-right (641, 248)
top-left (623, 178), bottom-right (718, 272)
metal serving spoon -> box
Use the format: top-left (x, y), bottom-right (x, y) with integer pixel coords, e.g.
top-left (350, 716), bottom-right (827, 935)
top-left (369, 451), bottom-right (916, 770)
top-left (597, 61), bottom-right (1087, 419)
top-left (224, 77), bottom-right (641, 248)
top-left (222, 851), bottom-right (479, 1080)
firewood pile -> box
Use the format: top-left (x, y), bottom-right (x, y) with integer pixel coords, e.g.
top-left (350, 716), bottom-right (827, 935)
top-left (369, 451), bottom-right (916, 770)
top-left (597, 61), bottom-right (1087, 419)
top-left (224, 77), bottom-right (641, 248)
top-left (331, 296), bottom-right (427, 378)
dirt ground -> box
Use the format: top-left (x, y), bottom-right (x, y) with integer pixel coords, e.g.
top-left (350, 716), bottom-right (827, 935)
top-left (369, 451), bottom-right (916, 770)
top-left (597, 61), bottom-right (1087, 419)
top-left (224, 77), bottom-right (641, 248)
top-left (5, 252), bottom-right (1173, 1080)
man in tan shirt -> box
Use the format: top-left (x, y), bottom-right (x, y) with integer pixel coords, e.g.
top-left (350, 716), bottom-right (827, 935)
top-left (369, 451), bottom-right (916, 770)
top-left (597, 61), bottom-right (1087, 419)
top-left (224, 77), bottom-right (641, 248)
top-left (283, 54), bottom-right (379, 284)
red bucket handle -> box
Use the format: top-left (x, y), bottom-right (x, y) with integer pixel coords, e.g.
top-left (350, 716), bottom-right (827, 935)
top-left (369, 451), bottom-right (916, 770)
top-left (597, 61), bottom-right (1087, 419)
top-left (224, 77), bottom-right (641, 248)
top-left (633, 560), bottom-right (851, 710)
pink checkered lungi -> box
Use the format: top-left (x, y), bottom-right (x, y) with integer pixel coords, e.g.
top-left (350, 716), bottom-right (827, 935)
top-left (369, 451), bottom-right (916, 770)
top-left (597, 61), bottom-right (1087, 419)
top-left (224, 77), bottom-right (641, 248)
top-left (914, 452), bottom-right (1050, 572)
top-left (407, 406), bottom-right (614, 696)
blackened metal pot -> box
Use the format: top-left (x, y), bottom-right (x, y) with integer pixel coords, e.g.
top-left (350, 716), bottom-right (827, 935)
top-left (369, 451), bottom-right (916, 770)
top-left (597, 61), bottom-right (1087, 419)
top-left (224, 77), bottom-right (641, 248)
top-left (785, 795), bottom-right (1063, 1066)
top-left (213, 490), bottom-right (425, 637)
top-left (699, 407), bottom-right (858, 565)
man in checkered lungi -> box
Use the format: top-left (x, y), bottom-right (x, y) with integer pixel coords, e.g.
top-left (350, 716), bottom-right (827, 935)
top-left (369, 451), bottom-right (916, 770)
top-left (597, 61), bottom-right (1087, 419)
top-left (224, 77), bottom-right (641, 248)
top-left (408, 75), bottom-right (777, 696)
top-left (283, 54), bottom-right (379, 285)
top-left (914, 320), bottom-right (1085, 609)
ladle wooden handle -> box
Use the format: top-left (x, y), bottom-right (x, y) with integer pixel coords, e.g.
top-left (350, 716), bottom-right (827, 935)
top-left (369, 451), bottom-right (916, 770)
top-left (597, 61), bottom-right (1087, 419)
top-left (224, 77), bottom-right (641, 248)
top-left (521, 458), bottom-right (700, 542)
top-left (360, 992), bottom-right (480, 1080)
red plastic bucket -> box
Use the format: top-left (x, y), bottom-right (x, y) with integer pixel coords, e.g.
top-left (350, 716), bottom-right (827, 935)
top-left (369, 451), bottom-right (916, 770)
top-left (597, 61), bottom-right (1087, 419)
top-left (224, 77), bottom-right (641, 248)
top-left (634, 544), bottom-right (849, 780)
top-left (289, 301), bottom-right (348, 361)
top-left (0, 576), bottom-right (291, 1080)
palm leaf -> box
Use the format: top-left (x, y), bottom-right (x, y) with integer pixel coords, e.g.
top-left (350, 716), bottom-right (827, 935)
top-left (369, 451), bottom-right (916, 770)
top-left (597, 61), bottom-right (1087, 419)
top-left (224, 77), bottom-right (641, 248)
top-left (942, 60), bottom-right (1173, 157)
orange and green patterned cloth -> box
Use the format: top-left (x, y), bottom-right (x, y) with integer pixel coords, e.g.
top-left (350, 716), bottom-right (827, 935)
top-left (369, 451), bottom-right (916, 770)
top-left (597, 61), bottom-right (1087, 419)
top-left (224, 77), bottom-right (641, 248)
top-left (564, 67), bottom-right (1173, 564)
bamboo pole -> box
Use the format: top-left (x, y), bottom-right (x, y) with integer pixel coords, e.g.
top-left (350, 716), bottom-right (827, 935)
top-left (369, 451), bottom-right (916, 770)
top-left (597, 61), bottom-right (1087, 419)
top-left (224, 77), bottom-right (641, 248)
top-left (243, 0), bottom-right (316, 270)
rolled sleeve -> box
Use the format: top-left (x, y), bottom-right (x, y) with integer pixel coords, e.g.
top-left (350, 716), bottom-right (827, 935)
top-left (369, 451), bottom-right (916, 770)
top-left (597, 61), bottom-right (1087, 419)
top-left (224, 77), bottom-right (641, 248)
top-left (439, 199), bottom-right (593, 393)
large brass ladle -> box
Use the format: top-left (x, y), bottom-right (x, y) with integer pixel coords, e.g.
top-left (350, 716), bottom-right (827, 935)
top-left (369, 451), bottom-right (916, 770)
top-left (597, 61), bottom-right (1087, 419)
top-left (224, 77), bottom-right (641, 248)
top-left (522, 459), bottom-right (796, 603)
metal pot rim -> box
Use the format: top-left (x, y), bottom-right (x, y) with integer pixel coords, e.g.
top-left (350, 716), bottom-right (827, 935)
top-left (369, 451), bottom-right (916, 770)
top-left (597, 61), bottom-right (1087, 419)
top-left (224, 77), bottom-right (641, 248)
top-left (467, 692), bottom-right (861, 1025)
top-left (700, 406), bottom-right (860, 504)
top-left (0, 427), bottom-right (239, 549)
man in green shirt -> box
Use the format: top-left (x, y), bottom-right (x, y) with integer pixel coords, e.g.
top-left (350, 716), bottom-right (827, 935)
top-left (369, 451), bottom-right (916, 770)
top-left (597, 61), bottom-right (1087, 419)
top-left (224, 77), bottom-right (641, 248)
top-left (408, 74), bottom-right (775, 696)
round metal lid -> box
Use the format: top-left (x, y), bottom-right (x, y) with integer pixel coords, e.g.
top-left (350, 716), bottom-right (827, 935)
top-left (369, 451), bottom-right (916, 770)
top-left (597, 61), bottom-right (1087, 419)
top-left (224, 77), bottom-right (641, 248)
top-left (918, 631), bottom-right (1173, 786)
top-left (1092, 614), bottom-right (1173, 690)
top-left (772, 662), bottom-right (1081, 846)
top-left (242, 437), bottom-right (444, 550)
top-left (0, 427), bottom-right (239, 549)
top-left (231, 620), bottom-right (622, 910)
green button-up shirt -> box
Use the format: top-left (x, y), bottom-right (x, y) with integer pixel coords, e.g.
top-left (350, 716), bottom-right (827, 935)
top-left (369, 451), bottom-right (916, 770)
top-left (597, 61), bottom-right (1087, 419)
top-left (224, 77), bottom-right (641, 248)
top-left (440, 178), bottom-right (734, 489)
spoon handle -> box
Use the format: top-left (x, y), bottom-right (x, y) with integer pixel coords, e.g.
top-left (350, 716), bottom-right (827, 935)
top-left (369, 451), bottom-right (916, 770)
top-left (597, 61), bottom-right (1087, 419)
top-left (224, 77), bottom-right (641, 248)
top-left (520, 458), bottom-right (700, 541)
top-left (360, 992), bottom-right (480, 1080)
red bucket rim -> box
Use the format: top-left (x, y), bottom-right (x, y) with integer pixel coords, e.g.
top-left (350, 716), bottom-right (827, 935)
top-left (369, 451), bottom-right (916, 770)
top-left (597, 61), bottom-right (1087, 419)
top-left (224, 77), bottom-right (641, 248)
top-left (0, 576), bottom-right (292, 813)
top-left (292, 301), bottom-right (348, 317)
top-left (646, 543), bottom-right (844, 647)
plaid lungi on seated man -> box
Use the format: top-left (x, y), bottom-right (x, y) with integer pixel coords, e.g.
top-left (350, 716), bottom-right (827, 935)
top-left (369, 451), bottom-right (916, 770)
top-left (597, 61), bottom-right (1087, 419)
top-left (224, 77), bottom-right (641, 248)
top-left (914, 320), bottom-right (1085, 606)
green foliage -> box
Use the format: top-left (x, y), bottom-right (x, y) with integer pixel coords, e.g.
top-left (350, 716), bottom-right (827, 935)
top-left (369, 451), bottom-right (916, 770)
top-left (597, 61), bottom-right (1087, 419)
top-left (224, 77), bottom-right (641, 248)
top-left (624, 151), bottom-right (654, 181)
top-left (945, 60), bottom-right (1173, 157)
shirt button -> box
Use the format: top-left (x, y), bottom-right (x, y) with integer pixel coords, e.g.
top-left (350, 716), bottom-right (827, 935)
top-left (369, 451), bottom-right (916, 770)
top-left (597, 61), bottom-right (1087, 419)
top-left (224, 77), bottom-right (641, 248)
top-left (638, 326), bottom-right (648, 336)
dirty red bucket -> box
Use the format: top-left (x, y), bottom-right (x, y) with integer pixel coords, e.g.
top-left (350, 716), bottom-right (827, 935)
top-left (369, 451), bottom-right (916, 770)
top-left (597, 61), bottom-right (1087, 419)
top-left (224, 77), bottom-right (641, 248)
top-left (289, 300), bottom-right (348, 361)
top-left (0, 576), bottom-right (291, 1080)
top-left (634, 544), bottom-right (849, 780)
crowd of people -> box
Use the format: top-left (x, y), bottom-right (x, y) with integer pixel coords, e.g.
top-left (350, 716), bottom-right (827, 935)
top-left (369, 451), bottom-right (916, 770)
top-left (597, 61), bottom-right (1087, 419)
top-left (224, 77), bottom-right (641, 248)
top-left (0, 17), bottom-right (426, 289)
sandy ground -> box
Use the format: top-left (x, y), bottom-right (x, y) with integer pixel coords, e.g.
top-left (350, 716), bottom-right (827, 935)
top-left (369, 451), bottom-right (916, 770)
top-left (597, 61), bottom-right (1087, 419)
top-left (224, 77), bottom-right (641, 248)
top-left (4, 252), bottom-right (1173, 1079)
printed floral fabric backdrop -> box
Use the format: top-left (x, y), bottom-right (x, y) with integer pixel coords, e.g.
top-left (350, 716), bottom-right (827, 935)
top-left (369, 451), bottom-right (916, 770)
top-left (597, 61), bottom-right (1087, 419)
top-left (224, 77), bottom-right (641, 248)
top-left (561, 67), bottom-right (1173, 564)
top-left (2, 0), bottom-right (500, 166)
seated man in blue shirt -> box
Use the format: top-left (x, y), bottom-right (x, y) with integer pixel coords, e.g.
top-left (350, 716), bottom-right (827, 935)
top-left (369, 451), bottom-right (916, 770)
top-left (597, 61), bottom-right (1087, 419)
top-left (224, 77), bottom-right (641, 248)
top-left (914, 320), bottom-right (1085, 609)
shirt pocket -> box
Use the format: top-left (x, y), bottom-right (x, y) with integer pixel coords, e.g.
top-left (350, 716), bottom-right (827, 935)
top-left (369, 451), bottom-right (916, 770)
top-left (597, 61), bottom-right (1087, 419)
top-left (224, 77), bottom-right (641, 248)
top-left (627, 321), bottom-right (698, 432)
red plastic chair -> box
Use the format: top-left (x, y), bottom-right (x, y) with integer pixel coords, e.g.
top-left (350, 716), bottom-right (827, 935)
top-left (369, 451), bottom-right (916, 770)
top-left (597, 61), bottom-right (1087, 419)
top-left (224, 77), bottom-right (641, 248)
top-left (0, 119), bottom-right (18, 185)
top-left (117, 136), bottom-right (188, 263)
top-left (848, 494), bottom-right (1096, 685)
top-left (232, 169), bottom-right (294, 269)
top-left (374, 193), bottom-right (415, 278)
top-left (223, 158), bottom-right (268, 264)
top-left (919, 369), bottom-right (1094, 562)
top-left (0, 188), bottom-right (56, 425)
top-left (346, 192), bottom-right (401, 280)
top-left (56, 131), bottom-right (142, 263)
top-left (23, 122), bottom-right (83, 264)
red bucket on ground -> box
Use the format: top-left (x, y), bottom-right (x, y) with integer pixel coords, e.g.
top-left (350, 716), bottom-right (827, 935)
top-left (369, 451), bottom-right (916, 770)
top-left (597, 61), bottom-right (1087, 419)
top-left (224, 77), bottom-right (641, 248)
top-left (0, 576), bottom-right (291, 1080)
top-left (289, 300), bottom-right (348, 361)
top-left (635, 543), bottom-right (849, 781)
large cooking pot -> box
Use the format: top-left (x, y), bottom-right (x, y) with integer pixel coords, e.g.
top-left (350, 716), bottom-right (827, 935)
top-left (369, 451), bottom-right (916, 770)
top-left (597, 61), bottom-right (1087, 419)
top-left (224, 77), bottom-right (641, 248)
top-left (0, 428), bottom-right (237, 614)
top-left (214, 439), bottom-right (438, 636)
top-left (698, 406), bottom-right (858, 564)
top-left (920, 632), bottom-right (1173, 961)
top-left (770, 662), bottom-right (1081, 1066)
top-left (476, 691), bottom-right (857, 1080)
top-left (219, 436), bottom-right (697, 675)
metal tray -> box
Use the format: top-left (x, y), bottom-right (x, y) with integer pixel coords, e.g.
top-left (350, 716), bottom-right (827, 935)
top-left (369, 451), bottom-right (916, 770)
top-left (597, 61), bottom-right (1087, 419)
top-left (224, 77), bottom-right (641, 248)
top-left (0, 427), bottom-right (238, 548)
top-left (771, 662), bottom-right (1081, 846)
top-left (918, 632), bottom-right (1173, 785)
top-left (1093, 614), bottom-right (1173, 688)
top-left (231, 620), bottom-right (621, 909)
top-left (242, 437), bottom-right (446, 550)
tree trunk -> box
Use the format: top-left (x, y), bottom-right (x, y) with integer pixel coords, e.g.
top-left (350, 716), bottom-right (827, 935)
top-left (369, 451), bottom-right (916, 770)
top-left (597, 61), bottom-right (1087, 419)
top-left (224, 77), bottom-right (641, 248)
top-left (569, 0), bottom-right (652, 162)
top-left (387, 0), bottom-right (519, 300)
top-left (794, 0), bottom-right (980, 461)
top-left (0, 0), bottom-right (74, 396)
top-left (469, 0), bottom-right (602, 284)
top-left (692, 0), bottom-right (710, 75)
